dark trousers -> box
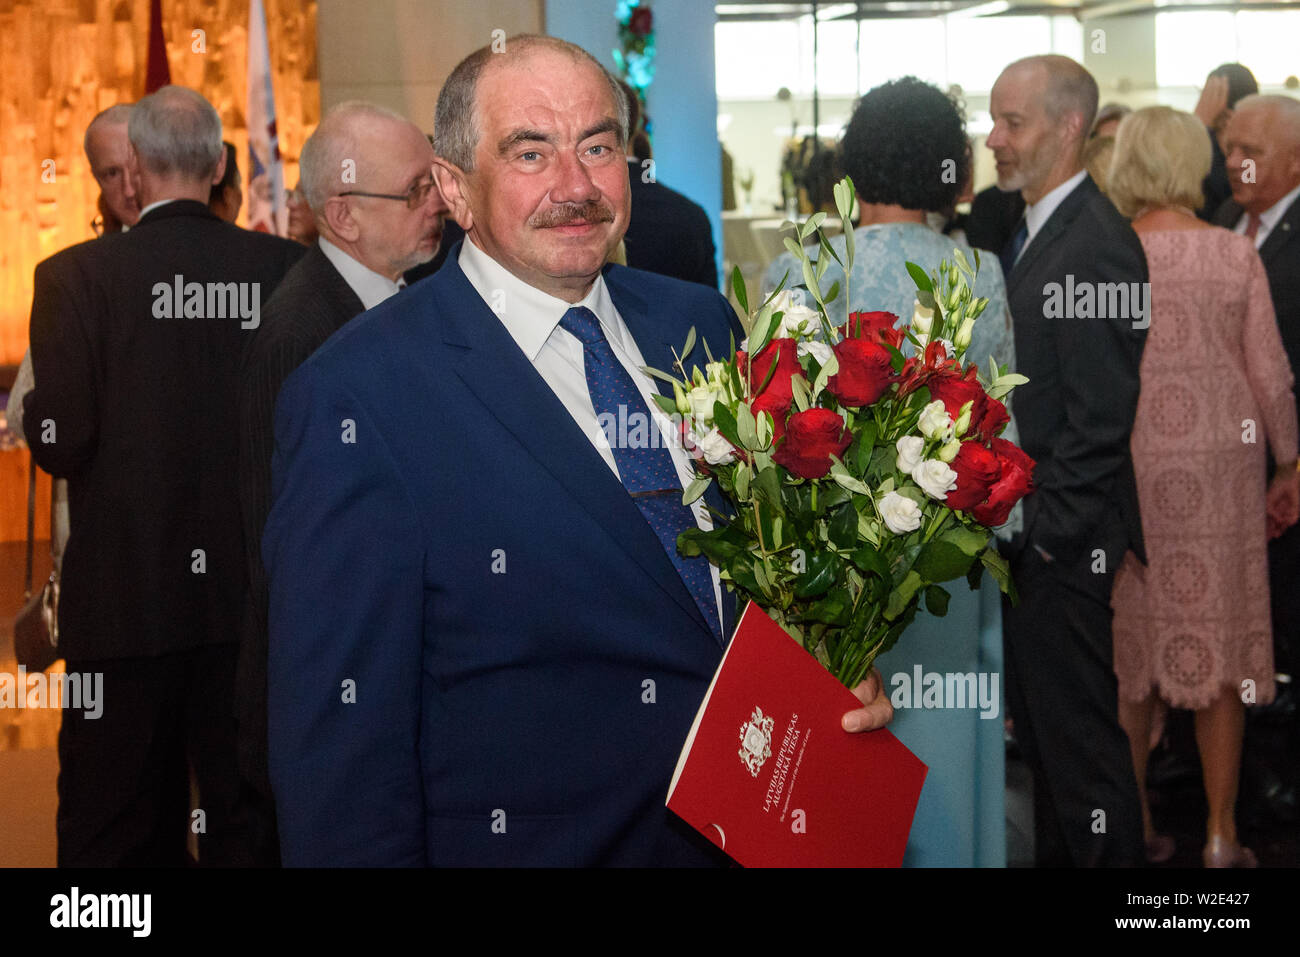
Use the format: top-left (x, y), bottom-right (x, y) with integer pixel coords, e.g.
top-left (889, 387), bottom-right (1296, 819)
top-left (1002, 545), bottom-right (1144, 867)
top-left (57, 644), bottom-right (253, 866)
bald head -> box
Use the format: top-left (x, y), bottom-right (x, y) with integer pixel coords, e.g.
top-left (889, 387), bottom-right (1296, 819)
top-left (300, 101), bottom-right (422, 214)
top-left (128, 86), bottom-right (223, 181)
top-left (1223, 94), bottom-right (1300, 214)
top-left (988, 56), bottom-right (1099, 203)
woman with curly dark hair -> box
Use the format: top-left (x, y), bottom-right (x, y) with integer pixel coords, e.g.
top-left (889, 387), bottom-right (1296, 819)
top-left (762, 76), bottom-right (1017, 868)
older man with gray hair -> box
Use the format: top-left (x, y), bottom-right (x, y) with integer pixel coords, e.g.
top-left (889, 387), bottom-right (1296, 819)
top-left (1215, 94), bottom-right (1300, 827)
top-left (24, 84), bottom-right (303, 866)
top-left (234, 100), bottom-right (446, 864)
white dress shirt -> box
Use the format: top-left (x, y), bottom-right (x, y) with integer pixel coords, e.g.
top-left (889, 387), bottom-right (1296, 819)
top-left (1233, 182), bottom-right (1300, 249)
top-left (318, 237), bottom-right (404, 310)
top-left (138, 198), bottom-right (177, 219)
top-left (1020, 168), bottom-right (1088, 257)
top-left (458, 237), bottom-right (724, 632)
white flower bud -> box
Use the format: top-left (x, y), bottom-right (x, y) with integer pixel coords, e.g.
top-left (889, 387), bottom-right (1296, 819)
top-left (937, 437), bottom-right (962, 462)
top-left (955, 316), bottom-right (975, 352)
top-left (954, 400), bottom-right (973, 438)
top-left (911, 300), bottom-right (934, 336)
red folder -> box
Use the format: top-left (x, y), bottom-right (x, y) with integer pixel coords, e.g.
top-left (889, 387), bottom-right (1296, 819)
top-left (667, 602), bottom-right (927, 867)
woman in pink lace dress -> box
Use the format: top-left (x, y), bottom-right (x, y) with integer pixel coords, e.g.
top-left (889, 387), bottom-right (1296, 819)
top-left (1109, 107), bottom-right (1300, 868)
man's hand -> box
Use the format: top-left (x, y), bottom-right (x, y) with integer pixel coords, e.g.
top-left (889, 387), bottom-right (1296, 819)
top-left (1194, 75), bottom-right (1230, 130)
top-left (1266, 469), bottom-right (1299, 539)
top-left (842, 667), bottom-right (894, 732)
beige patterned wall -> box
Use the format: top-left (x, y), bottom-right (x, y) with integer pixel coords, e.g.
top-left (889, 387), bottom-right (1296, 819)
top-left (0, 0), bottom-right (320, 366)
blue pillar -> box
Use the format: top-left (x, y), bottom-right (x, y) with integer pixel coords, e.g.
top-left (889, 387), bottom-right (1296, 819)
top-left (546, 0), bottom-right (723, 289)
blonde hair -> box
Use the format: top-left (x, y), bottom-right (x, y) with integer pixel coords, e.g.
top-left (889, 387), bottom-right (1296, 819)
top-left (1108, 106), bottom-right (1210, 218)
top-left (1083, 135), bottom-right (1116, 193)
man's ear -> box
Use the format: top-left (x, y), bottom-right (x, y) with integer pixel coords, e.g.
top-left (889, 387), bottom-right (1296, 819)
top-left (124, 142), bottom-right (141, 202)
top-left (210, 148), bottom-right (227, 187)
top-left (321, 196), bottom-right (360, 243)
top-left (432, 158), bottom-right (474, 231)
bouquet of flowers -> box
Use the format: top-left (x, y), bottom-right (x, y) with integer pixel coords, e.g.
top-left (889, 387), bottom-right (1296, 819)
top-left (648, 177), bottom-right (1035, 690)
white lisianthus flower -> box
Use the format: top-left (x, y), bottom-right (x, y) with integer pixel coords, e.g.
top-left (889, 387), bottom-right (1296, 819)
top-left (693, 427), bottom-right (737, 466)
top-left (800, 339), bottom-right (833, 365)
top-left (896, 435), bottom-right (925, 474)
top-left (688, 384), bottom-right (720, 425)
top-left (911, 300), bottom-right (934, 336)
top-left (764, 290), bottom-right (821, 340)
top-left (955, 316), bottom-right (975, 352)
top-left (917, 400), bottom-right (953, 441)
top-left (911, 459), bottom-right (958, 500)
top-left (879, 491), bottom-right (923, 534)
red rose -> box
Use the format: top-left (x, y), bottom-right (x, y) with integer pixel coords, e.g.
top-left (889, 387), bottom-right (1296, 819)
top-left (896, 339), bottom-right (961, 397)
top-left (977, 395), bottom-right (1009, 440)
top-left (773, 408), bottom-right (851, 479)
top-left (827, 337), bottom-right (893, 407)
top-left (629, 6), bottom-right (653, 36)
top-left (945, 441), bottom-right (1002, 511)
top-left (972, 438), bottom-right (1036, 526)
top-left (926, 367), bottom-right (988, 433)
top-left (841, 311), bottom-right (903, 350)
top-left (737, 337), bottom-right (801, 415)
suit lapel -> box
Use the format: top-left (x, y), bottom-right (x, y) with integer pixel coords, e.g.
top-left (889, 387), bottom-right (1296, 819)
top-left (309, 245), bottom-right (366, 331)
top-left (433, 258), bottom-right (714, 641)
top-left (1008, 177), bottom-right (1095, 294)
top-left (1259, 194), bottom-right (1300, 265)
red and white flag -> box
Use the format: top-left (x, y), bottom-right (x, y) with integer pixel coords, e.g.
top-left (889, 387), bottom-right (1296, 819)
top-left (246, 0), bottom-right (285, 234)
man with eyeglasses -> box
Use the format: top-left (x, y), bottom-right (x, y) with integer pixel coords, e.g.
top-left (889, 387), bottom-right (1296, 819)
top-left (235, 100), bottom-right (447, 865)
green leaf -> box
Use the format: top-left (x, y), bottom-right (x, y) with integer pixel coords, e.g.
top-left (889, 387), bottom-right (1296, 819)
top-left (827, 502), bottom-right (858, 549)
top-left (916, 288), bottom-right (936, 311)
top-left (651, 393), bottom-right (677, 414)
top-left (811, 349), bottom-right (839, 400)
top-left (680, 327), bottom-right (697, 363)
top-left (677, 527), bottom-right (742, 564)
top-left (823, 279), bottom-right (840, 307)
top-left (794, 549), bottom-right (838, 598)
top-left (906, 261), bottom-right (934, 294)
top-left (953, 247), bottom-right (972, 277)
top-left (712, 400), bottom-right (741, 447)
top-left (640, 365), bottom-right (681, 387)
top-left (884, 570), bottom-right (923, 620)
top-left (790, 374), bottom-right (812, 413)
top-left (849, 545), bottom-right (891, 595)
top-left (752, 463), bottom-right (783, 509)
top-left (731, 266), bottom-right (749, 316)
top-left (736, 400), bottom-right (758, 451)
top-left (801, 589), bottom-right (853, 626)
top-left (940, 525), bottom-right (992, 557)
top-left (829, 456), bottom-right (871, 495)
top-left (923, 584), bottom-right (951, 617)
top-left (913, 540), bottom-right (976, 582)
top-left (682, 475), bottom-right (711, 506)
top-left (966, 557), bottom-right (985, 592)
top-left (749, 303), bottom-right (784, 359)
top-left (981, 546), bottom-right (1016, 603)
top-left (816, 231), bottom-right (844, 269)
top-left (783, 237), bottom-right (804, 260)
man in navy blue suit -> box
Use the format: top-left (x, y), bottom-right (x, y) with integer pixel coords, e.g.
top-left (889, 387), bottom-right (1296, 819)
top-left (263, 34), bottom-right (892, 867)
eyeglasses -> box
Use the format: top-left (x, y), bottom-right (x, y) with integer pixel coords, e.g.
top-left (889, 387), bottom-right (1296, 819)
top-left (337, 178), bottom-right (437, 210)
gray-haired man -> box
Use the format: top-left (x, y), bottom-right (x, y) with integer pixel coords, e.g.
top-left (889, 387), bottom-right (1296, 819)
top-left (24, 85), bottom-right (303, 866)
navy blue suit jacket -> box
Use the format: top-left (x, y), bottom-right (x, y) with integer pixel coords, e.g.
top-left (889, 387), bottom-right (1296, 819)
top-left (264, 249), bottom-right (741, 866)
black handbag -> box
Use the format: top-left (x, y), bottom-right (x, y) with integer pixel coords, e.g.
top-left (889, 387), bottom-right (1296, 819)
top-left (13, 452), bottom-right (59, 673)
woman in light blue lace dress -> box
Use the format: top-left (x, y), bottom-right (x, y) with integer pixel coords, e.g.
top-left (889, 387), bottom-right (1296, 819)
top-left (762, 78), bottom-right (1019, 867)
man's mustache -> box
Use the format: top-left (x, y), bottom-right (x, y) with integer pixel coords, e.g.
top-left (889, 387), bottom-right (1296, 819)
top-left (530, 202), bottom-right (614, 228)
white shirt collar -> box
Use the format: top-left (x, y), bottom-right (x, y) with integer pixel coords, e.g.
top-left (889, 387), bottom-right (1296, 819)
top-left (457, 235), bottom-right (623, 361)
top-left (317, 236), bottom-right (404, 311)
top-left (1254, 181), bottom-right (1300, 238)
top-left (138, 198), bottom-right (178, 219)
top-left (1024, 169), bottom-right (1088, 245)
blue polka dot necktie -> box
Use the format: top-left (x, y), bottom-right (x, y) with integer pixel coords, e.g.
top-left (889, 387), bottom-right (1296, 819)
top-left (560, 306), bottom-right (721, 640)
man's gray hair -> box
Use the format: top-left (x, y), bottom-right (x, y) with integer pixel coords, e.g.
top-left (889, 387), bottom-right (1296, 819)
top-left (1234, 94), bottom-right (1300, 145)
top-left (433, 34), bottom-right (629, 172)
top-left (83, 103), bottom-right (134, 160)
top-left (128, 86), bottom-right (223, 180)
top-left (299, 101), bottom-right (416, 215)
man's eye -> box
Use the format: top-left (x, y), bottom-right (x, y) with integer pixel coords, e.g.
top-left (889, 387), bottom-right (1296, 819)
top-left (588, 145), bottom-right (607, 155)
top-left (520, 151), bottom-right (541, 162)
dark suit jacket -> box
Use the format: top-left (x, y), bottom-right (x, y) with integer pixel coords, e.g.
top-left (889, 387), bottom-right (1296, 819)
top-left (1004, 175), bottom-right (1148, 570)
top-left (264, 249), bottom-right (740, 866)
top-left (624, 160), bottom-right (718, 288)
top-left (23, 200), bottom-right (303, 661)
top-left (236, 242), bottom-right (365, 795)
top-left (965, 184), bottom-right (1026, 256)
top-left (1213, 193), bottom-right (1300, 425)
top-left (1199, 129), bottom-right (1232, 222)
